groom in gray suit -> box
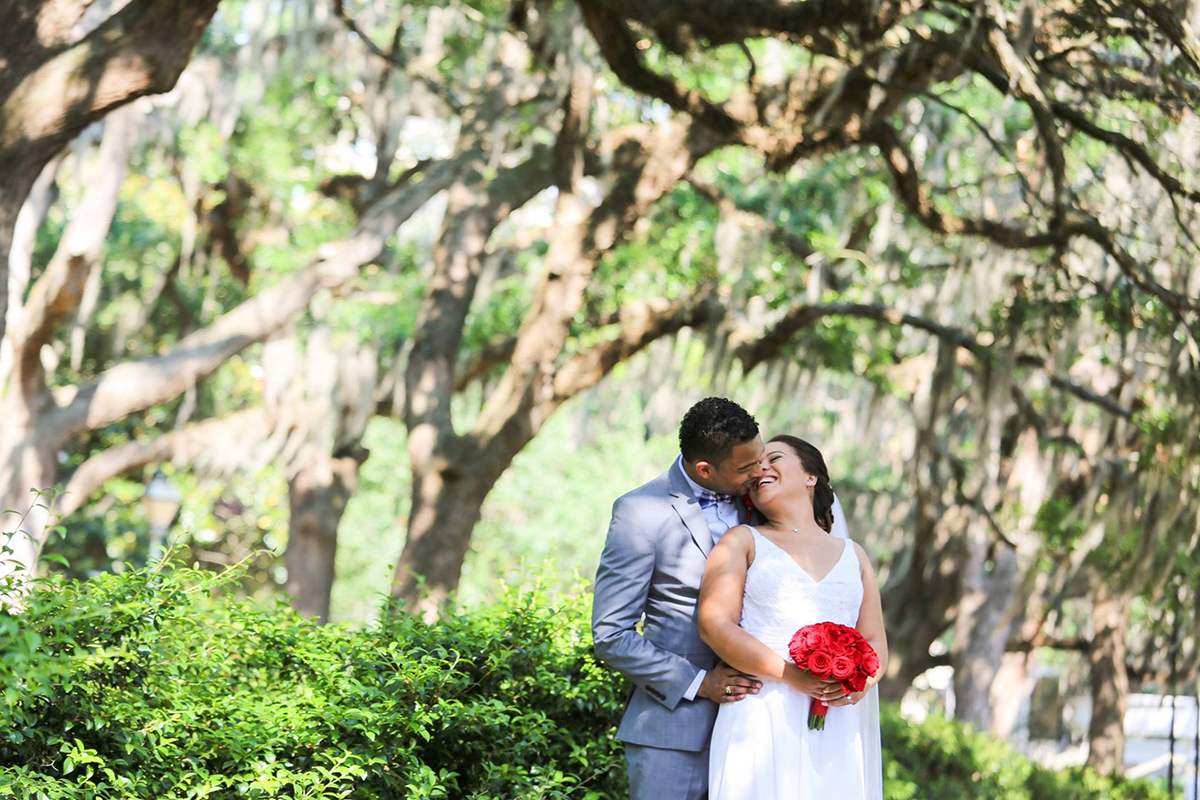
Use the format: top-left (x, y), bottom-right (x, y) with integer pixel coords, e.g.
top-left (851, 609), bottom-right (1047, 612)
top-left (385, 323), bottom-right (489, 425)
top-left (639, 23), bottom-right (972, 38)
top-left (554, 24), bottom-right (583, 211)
top-left (592, 397), bottom-right (766, 800)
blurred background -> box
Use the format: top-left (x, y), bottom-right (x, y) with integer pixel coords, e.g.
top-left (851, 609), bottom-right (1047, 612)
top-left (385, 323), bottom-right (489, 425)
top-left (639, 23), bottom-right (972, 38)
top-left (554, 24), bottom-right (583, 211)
top-left (1, 0), bottom-right (1198, 794)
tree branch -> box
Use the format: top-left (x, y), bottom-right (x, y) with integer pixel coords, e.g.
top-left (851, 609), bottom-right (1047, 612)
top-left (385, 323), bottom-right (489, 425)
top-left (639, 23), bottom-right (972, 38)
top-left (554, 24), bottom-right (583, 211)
top-left (932, 634), bottom-right (1168, 682)
top-left (868, 121), bottom-right (1200, 338)
top-left (455, 337), bottom-right (519, 391)
top-left (982, 1), bottom-right (1067, 225)
top-left (471, 116), bottom-right (722, 446)
top-left (548, 291), bottom-right (718, 407)
top-left (0, 0), bottom-right (220, 163)
top-left (867, 122), bottom-right (1077, 247)
top-left (0, 0), bottom-right (221, 349)
top-left (1051, 100), bottom-right (1200, 204)
top-left (686, 175), bottom-right (816, 260)
top-left (57, 408), bottom-right (273, 519)
top-left (43, 152), bottom-right (469, 442)
top-left (1131, 0), bottom-right (1200, 76)
top-left (578, 4), bottom-right (746, 139)
top-left (11, 106), bottom-right (138, 393)
top-left (330, 0), bottom-right (465, 115)
top-left (734, 301), bottom-right (1137, 420)
top-left (404, 147), bottom-right (555, 439)
top-left (579, 0), bottom-right (902, 44)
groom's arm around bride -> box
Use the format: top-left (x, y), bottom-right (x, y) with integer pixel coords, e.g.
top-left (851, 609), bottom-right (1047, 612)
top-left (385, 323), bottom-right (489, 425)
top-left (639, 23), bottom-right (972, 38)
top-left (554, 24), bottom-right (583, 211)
top-left (592, 495), bottom-right (755, 711)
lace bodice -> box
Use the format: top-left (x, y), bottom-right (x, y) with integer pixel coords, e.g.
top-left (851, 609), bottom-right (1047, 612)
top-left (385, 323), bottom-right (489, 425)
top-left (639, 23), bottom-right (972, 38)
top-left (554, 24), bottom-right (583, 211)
top-left (739, 527), bottom-right (864, 659)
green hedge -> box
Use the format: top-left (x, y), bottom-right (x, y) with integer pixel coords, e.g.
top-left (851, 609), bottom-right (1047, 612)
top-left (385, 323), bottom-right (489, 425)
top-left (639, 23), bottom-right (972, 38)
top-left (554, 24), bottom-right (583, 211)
top-left (0, 564), bottom-right (1176, 799)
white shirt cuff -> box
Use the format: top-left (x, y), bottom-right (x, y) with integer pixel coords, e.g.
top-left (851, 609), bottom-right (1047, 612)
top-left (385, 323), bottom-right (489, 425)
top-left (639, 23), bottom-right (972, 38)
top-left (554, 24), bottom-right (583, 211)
top-left (683, 668), bottom-right (706, 701)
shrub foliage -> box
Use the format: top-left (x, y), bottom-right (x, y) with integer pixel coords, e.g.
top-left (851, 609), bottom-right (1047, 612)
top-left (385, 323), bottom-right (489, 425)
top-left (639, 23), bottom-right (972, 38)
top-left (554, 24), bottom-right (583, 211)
top-left (0, 563), bottom-right (1175, 799)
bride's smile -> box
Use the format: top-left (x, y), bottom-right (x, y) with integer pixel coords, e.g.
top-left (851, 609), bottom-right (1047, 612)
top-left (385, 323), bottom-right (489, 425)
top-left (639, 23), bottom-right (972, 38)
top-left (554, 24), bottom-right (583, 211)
top-left (750, 446), bottom-right (804, 502)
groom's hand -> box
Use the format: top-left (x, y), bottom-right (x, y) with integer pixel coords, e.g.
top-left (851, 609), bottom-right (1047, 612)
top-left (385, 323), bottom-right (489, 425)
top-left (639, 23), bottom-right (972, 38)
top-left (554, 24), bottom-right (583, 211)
top-left (698, 663), bottom-right (762, 703)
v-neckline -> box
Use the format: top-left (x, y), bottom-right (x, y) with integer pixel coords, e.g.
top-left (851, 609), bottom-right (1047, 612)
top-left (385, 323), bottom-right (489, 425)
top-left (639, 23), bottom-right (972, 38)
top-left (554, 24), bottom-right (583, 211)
top-left (757, 530), bottom-right (848, 584)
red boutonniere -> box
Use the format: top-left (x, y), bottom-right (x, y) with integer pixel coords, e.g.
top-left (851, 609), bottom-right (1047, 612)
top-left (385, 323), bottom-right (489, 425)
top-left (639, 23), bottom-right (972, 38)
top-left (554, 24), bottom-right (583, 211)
top-left (739, 494), bottom-right (758, 520)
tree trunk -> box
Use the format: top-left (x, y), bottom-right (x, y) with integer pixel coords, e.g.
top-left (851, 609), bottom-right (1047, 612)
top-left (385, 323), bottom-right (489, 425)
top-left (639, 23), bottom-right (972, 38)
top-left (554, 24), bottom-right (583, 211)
top-left (878, 338), bottom-right (961, 702)
top-left (0, 155), bottom-right (62, 389)
top-left (0, 404), bottom-right (59, 579)
top-left (878, 609), bottom-right (952, 703)
top-left (951, 346), bottom-right (1016, 731)
top-left (392, 287), bottom-right (717, 618)
top-left (0, 164), bottom-right (46, 353)
top-left (1086, 583), bottom-right (1131, 775)
top-left (392, 460), bottom-right (495, 618)
top-left (878, 502), bottom-right (965, 702)
top-left (990, 650), bottom-right (1036, 740)
top-left (952, 529), bottom-right (1020, 730)
top-left (284, 448), bottom-right (365, 623)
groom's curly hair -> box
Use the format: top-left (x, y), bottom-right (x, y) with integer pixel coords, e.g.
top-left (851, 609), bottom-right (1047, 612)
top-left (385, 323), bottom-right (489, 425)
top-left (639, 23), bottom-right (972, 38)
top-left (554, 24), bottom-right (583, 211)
top-left (679, 397), bottom-right (759, 466)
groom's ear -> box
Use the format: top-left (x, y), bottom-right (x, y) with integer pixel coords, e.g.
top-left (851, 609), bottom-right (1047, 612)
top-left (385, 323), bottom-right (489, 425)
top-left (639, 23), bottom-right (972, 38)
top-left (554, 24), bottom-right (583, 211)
top-left (693, 460), bottom-right (714, 479)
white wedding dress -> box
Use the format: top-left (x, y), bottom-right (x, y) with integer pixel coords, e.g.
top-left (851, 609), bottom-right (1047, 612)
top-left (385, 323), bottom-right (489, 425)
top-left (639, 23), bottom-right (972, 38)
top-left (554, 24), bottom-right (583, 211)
top-left (708, 520), bottom-right (883, 799)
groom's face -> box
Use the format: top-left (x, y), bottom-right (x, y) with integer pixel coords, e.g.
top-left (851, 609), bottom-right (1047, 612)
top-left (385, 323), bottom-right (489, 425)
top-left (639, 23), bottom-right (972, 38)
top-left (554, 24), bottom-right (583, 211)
top-left (695, 435), bottom-right (764, 495)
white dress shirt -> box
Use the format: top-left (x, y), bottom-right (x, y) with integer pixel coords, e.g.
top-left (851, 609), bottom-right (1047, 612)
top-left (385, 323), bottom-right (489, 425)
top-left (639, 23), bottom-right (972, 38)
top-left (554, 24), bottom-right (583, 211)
top-left (676, 455), bottom-right (741, 701)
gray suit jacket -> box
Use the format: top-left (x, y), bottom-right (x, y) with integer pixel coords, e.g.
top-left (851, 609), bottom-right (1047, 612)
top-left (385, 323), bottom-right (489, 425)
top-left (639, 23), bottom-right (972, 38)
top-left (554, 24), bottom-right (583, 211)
top-left (592, 460), bottom-right (748, 752)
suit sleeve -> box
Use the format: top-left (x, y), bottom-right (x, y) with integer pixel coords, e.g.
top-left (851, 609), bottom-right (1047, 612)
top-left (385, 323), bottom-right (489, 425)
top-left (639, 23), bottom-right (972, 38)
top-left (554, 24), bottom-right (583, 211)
top-left (591, 496), bottom-right (702, 710)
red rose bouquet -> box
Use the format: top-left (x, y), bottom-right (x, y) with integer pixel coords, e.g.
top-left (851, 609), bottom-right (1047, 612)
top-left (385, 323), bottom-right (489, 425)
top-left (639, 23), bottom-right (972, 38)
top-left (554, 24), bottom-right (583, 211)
top-left (788, 621), bottom-right (880, 730)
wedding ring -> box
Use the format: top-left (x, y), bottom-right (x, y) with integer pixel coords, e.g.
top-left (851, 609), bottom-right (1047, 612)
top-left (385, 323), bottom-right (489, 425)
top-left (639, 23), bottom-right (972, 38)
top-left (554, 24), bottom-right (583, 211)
top-left (725, 685), bottom-right (732, 696)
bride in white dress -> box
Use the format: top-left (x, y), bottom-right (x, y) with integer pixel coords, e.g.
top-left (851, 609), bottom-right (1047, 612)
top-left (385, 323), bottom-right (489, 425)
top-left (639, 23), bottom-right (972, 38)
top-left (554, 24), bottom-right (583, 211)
top-left (699, 435), bottom-right (887, 799)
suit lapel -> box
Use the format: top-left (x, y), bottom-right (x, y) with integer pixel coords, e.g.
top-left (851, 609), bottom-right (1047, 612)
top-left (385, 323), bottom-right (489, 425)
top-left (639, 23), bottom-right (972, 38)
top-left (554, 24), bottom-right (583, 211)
top-left (669, 460), bottom-right (713, 557)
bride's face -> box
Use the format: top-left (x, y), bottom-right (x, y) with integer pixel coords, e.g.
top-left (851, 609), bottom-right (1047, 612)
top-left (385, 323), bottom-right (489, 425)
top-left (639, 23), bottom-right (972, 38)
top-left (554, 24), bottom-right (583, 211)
top-left (751, 443), bottom-right (816, 505)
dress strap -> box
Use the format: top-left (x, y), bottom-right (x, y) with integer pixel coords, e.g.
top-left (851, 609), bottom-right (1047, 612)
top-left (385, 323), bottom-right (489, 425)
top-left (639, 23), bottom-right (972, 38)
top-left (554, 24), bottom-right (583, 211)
top-left (832, 537), bottom-right (859, 582)
top-left (743, 525), bottom-right (764, 568)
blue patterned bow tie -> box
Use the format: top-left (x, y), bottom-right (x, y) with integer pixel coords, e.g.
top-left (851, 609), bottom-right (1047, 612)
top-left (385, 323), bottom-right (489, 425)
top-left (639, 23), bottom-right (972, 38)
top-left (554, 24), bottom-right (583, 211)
top-left (698, 490), bottom-right (733, 510)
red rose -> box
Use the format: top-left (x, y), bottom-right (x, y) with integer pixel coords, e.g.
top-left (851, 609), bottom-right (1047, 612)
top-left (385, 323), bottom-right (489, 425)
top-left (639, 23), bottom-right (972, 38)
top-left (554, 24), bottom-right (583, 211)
top-left (826, 638), bottom-right (850, 658)
top-left (830, 655), bottom-right (855, 681)
top-left (845, 671), bottom-right (867, 693)
top-left (807, 650), bottom-right (835, 677)
top-left (804, 628), bottom-right (831, 650)
top-left (787, 631), bottom-right (808, 667)
top-left (860, 648), bottom-right (880, 676)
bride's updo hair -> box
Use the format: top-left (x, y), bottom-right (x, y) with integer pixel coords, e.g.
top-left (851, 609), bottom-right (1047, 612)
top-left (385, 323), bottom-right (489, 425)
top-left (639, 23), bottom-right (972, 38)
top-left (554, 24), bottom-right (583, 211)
top-left (768, 435), bottom-right (835, 533)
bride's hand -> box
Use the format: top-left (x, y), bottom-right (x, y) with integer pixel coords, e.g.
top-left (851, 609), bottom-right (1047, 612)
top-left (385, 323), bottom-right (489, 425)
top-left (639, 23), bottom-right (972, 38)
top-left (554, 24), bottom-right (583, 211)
top-left (786, 666), bottom-right (846, 704)
top-left (825, 689), bottom-right (866, 707)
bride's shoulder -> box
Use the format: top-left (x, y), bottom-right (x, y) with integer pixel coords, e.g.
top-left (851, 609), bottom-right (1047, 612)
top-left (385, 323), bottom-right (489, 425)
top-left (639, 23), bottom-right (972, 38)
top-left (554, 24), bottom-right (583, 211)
top-left (849, 540), bottom-right (876, 572)
top-left (714, 525), bottom-right (756, 555)
top-left (710, 525), bottom-right (756, 571)
top-left (721, 524), bottom-right (756, 543)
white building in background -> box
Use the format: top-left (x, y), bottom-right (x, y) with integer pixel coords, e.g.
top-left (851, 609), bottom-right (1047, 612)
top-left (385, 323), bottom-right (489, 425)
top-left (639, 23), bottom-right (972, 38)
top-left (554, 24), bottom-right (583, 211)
top-left (901, 667), bottom-right (1199, 799)
top-left (1122, 695), bottom-right (1198, 799)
